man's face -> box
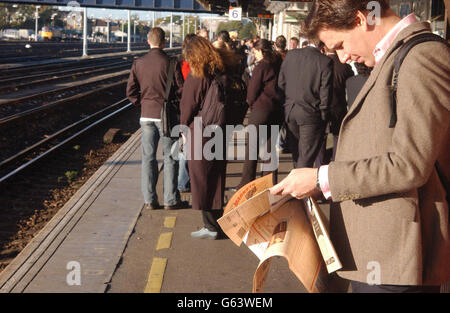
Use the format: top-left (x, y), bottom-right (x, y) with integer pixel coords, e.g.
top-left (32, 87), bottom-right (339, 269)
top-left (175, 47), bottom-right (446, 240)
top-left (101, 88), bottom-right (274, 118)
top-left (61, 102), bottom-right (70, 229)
top-left (289, 40), bottom-right (298, 50)
top-left (318, 26), bottom-right (376, 67)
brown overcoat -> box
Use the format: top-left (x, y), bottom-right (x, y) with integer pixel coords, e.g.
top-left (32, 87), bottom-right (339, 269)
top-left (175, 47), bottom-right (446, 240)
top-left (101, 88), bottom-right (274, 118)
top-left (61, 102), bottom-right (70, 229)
top-left (328, 22), bottom-right (450, 286)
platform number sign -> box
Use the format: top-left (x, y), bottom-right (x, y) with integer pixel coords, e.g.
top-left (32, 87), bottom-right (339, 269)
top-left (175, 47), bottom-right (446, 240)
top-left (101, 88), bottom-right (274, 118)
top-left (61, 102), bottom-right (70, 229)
top-left (229, 7), bottom-right (242, 21)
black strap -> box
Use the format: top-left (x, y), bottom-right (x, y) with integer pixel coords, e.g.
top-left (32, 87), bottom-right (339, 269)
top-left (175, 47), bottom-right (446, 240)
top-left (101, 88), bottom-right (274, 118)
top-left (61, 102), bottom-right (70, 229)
top-left (164, 57), bottom-right (176, 102)
top-left (389, 33), bottom-right (449, 204)
top-left (389, 33), bottom-right (447, 128)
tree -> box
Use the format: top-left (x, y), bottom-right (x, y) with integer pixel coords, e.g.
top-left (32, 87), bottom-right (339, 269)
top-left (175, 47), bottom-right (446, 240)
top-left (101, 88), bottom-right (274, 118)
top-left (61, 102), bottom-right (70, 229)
top-left (239, 21), bottom-right (256, 39)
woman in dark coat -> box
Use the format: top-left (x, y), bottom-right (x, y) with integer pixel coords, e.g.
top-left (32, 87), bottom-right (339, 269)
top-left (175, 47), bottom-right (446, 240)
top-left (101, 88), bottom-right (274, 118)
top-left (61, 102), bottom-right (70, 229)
top-left (179, 36), bottom-right (228, 239)
top-left (234, 39), bottom-right (283, 190)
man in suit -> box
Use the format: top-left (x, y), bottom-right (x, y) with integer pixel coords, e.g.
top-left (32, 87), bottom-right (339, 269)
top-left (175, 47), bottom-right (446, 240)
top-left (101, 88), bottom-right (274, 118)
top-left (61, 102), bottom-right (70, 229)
top-left (278, 42), bottom-right (333, 169)
top-left (315, 45), bottom-right (354, 166)
top-left (271, 0), bottom-right (449, 292)
top-left (127, 27), bottom-right (186, 211)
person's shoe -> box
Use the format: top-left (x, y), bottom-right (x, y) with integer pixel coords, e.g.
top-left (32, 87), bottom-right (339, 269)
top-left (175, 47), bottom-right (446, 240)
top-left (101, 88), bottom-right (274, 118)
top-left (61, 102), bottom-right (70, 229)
top-left (178, 188), bottom-right (191, 193)
top-left (190, 227), bottom-right (218, 240)
top-left (143, 202), bottom-right (160, 210)
top-left (164, 200), bottom-right (189, 210)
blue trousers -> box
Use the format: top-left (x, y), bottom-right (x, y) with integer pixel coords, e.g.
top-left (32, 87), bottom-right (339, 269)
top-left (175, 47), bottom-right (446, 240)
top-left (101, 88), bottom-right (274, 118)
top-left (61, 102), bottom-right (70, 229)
top-left (140, 120), bottom-right (180, 206)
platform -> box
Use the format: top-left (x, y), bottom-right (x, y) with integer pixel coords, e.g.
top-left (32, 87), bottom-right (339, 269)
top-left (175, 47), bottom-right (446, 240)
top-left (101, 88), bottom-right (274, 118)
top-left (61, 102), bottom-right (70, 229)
top-left (0, 125), bottom-right (311, 293)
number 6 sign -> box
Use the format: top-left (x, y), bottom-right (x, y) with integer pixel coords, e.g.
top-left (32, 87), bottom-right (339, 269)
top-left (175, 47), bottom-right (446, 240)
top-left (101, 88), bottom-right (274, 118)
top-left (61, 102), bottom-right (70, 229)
top-left (229, 7), bottom-right (242, 21)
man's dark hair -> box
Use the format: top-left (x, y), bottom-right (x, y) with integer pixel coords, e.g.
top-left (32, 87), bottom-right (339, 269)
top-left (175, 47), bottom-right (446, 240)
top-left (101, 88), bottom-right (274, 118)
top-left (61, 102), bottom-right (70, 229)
top-left (218, 30), bottom-right (231, 43)
top-left (148, 27), bottom-right (165, 46)
top-left (302, 0), bottom-right (390, 39)
top-left (301, 40), bottom-right (309, 48)
top-left (275, 35), bottom-right (287, 50)
top-left (290, 37), bottom-right (300, 44)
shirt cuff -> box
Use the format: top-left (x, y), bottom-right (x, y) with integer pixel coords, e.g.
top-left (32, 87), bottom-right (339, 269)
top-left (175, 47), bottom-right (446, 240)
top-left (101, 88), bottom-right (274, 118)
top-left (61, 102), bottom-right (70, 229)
top-left (318, 165), bottom-right (332, 200)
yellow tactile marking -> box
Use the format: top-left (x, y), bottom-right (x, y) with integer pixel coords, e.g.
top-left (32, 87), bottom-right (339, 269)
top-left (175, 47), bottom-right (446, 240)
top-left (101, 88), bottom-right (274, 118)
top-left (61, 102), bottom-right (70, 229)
top-left (156, 232), bottom-right (173, 250)
top-left (144, 257), bottom-right (167, 293)
top-left (163, 216), bottom-right (177, 228)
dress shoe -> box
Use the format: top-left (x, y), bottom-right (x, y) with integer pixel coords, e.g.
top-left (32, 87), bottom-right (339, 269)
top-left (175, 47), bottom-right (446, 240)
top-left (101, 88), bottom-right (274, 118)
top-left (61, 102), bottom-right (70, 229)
top-left (143, 202), bottom-right (160, 210)
top-left (190, 227), bottom-right (218, 240)
top-left (164, 200), bottom-right (189, 210)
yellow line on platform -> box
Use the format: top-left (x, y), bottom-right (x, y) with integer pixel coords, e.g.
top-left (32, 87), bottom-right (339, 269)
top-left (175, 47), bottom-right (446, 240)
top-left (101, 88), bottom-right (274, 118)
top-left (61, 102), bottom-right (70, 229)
top-left (163, 216), bottom-right (177, 228)
top-left (144, 257), bottom-right (167, 293)
top-left (156, 232), bottom-right (173, 250)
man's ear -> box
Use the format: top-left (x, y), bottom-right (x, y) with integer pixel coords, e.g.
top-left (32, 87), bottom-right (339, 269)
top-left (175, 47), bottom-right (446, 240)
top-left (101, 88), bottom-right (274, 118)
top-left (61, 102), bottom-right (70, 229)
top-left (355, 10), bottom-right (371, 31)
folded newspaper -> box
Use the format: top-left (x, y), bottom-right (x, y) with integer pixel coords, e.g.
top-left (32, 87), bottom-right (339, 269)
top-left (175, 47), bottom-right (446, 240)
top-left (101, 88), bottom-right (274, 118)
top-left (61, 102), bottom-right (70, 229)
top-left (219, 174), bottom-right (342, 293)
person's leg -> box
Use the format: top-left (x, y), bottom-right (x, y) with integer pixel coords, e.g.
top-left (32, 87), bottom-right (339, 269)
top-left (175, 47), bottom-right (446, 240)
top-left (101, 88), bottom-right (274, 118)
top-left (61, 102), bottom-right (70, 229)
top-left (286, 115), bottom-right (300, 169)
top-left (178, 148), bottom-right (190, 191)
top-left (201, 210), bottom-right (223, 233)
top-left (140, 121), bottom-right (160, 205)
top-left (238, 109), bottom-right (272, 187)
top-left (157, 122), bottom-right (181, 206)
top-left (297, 122), bottom-right (326, 168)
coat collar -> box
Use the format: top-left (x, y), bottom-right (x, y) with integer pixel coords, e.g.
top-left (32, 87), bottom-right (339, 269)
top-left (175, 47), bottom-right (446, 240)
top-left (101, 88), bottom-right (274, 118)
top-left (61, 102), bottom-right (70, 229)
top-left (343, 22), bottom-right (432, 122)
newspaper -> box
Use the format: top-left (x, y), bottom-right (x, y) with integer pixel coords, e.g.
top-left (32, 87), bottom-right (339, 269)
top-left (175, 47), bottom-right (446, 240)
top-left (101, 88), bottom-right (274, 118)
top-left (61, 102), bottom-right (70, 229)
top-left (219, 176), bottom-right (342, 293)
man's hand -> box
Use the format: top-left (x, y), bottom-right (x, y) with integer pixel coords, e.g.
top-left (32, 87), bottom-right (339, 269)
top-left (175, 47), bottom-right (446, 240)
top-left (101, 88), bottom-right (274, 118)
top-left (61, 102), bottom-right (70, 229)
top-left (270, 168), bottom-right (320, 199)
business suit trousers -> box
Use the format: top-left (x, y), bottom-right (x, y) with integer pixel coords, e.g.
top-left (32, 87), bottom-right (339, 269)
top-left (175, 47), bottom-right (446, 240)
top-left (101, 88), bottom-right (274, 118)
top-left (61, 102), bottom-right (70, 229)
top-left (286, 106), bottom-right (326, 168)
top-left (238, 108), bottom-right (280, 188)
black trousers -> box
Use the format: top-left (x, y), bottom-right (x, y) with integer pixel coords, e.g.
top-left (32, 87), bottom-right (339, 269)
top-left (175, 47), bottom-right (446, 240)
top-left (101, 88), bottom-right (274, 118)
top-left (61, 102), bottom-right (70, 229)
top-left (351, 281), bottom-right (441, 293)
top-left (238, 108), bottom-right (280, 188)
top-left (287, 106), bottom-right (327, 168)
top-left (202, 210), bottom-right (223, 232)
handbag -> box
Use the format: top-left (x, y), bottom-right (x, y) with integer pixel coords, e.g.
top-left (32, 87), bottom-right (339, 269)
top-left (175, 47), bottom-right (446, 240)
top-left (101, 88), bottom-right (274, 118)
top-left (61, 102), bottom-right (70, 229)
top-left (161, 57), bottom-right (180, 138)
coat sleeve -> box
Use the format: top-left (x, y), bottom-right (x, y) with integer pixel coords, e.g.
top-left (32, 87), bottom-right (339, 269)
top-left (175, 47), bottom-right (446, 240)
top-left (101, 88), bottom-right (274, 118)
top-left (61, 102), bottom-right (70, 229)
top-left (126, 61), bottom-right (140, 106)
top-left (328, 42), bottom-right (450, 201)
top-left (180, 74), bottom-right (208, 127)
top-left (319, 58), bottom-right (333, 112)
top-left (246, 63), bottom-right (263, 108)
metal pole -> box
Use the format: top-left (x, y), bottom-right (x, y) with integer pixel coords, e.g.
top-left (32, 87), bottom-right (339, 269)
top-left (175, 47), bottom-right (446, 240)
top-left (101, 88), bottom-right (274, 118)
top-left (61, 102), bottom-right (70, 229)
top-left (194, 16), bottom-right (197, 33)
top-left (170, 13), bottom-right (173, 48)
top-left (107, 20), bottom-right (110, 43)
top-left (269, 19), bottom-right (272, 42)
top-left (35, 6), bottom-right (39, 41)
top-left (209, 15), bottom-right (213, 41)
top-left (152, 11), bottom-right (155, 28)
top-left (83, 7), bottom-right (88, 57)
top-left (182, 13), bottom-right (185, 40)
top-left (187, 15), bottom-right (190, 34)
top-left (127, 10), bottom-right (131, 52)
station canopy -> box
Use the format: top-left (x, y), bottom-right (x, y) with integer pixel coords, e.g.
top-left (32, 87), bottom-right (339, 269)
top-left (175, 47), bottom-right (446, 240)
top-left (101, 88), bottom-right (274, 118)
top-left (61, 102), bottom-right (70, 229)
top-left (0, 0), bottom-right (274, 15)
top-left (0, 0), bottom-right (209, 13)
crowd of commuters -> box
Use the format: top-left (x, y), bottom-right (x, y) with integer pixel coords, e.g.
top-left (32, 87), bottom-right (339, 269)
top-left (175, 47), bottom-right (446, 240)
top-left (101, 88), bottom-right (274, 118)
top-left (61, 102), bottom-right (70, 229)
top-left (127, 0), bottom-right (449, 292)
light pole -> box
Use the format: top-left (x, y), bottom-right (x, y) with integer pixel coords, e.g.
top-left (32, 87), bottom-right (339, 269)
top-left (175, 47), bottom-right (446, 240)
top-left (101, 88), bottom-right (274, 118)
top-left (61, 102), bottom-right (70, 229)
top-left (35, 6), bottom-right (40, 41)
top-left (170, 13), bottom-right (173, 48)
top-left (127, 10), bottom-right (131, 52)
top-left (134, 20), bottom-right (137, 43)
top-left (182, 13), bottom-right (185, 40)
top-left (83, 6), bottom-right (88, 57)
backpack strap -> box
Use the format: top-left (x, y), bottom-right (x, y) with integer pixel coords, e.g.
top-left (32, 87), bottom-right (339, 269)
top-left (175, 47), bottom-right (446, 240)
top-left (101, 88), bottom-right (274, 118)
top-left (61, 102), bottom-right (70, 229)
top-left (389, 33), bottom-right (449, 205)
top-left (389, 33), bottom-right (447, 128)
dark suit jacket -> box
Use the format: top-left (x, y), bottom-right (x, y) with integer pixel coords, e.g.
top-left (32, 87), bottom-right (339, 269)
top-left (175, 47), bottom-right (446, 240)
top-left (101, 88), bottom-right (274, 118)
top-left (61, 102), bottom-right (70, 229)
top-left (126, 48), bottom-right (183, 119)
top-left (246, 58), bottom-right (282, 112)
top-left (278, 46), bottom-right (333, 125)
top-left (345, 74), bottom-right (369, 109)
top-left (327, 53), bottom-right (354, 135)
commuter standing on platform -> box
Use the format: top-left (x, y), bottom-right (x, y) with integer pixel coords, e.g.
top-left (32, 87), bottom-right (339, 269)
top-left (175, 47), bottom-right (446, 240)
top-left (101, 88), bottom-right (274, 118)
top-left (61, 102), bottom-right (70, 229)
top-left (274, 35), bottom-right (288, 60)
top-left (180, 36), bottom-right (228, 240)
top-left (278, 40), bottom-right (333, 169)
top-left (316, 45), bottom-right (354, 166)
top-left (289, 37), bottom-right (300, 50)
top-left (126, 27), bottom-right (186, 211)
top-left (177, 34), bottom-right (197, 193)
top-left (233, 39), bottom-right (283, 190)
top-left (271, 0), bottom-right (449, 293)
